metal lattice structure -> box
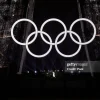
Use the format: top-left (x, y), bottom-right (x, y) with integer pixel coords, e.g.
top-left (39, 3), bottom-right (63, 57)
top-left (84, 0), bottom-right (100, 60)
top-left (0, 0), bottom-right (28, 68)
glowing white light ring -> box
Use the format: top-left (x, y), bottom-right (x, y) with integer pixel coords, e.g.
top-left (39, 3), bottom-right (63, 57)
top-left (26, 31), bottom-right (53, 58)
top-left (69, 18), bottom-right (96, 45)
top-left (40, 18), bottom-right (67, 45)
top-left (55, 31), bottom-right (82, 58)
top-left (11, 18), bottom-right (38, 46)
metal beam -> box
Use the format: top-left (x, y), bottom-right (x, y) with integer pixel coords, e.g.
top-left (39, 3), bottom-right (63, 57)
top-left (77, 0), bottom-right (93, 76)
top-left (18, 0), bottom-right (35, 74)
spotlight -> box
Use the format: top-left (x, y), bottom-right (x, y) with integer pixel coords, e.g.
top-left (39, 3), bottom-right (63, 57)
top-left (27, 71), bottom-right (29, 73)
top-left (53, 72), bottom-right (56, 78)
top-left (34, 71), bottom-right (37, 74)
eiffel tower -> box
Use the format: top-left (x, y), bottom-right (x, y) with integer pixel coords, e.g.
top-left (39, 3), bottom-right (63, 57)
top-left (0, 0), bottom-right (99, 75)
top-left (18, 0), bottom-right (93, 75)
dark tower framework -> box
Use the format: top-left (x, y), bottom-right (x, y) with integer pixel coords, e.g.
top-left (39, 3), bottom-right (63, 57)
top-left (83, 0), bottom-right (100, 60)
top-left (77, 0), bottom-right (93, 76)
top-left (0, 0), bottom-right (29, 70)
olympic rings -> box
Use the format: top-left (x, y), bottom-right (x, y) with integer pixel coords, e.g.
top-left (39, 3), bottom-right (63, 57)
top-left (11, 18), bottom-right (38, 46)
top-left (69, 18), bottom-right (96, 45)
top-left (11, 18), bottom-right (96, 58)
top-left (55, 31), bottom-right (82, 58)
top-left (40, 18), bottom-right (67, 45)
top-left (26, 31), bottom-right (53, 58)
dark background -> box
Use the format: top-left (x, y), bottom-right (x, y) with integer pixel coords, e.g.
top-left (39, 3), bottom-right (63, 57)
top-left (0, 0), bottom-right (100, 99)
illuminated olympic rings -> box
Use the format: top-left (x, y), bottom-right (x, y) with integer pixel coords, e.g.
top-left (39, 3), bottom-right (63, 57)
top-left (11, 18), bottom-right (96, 58)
